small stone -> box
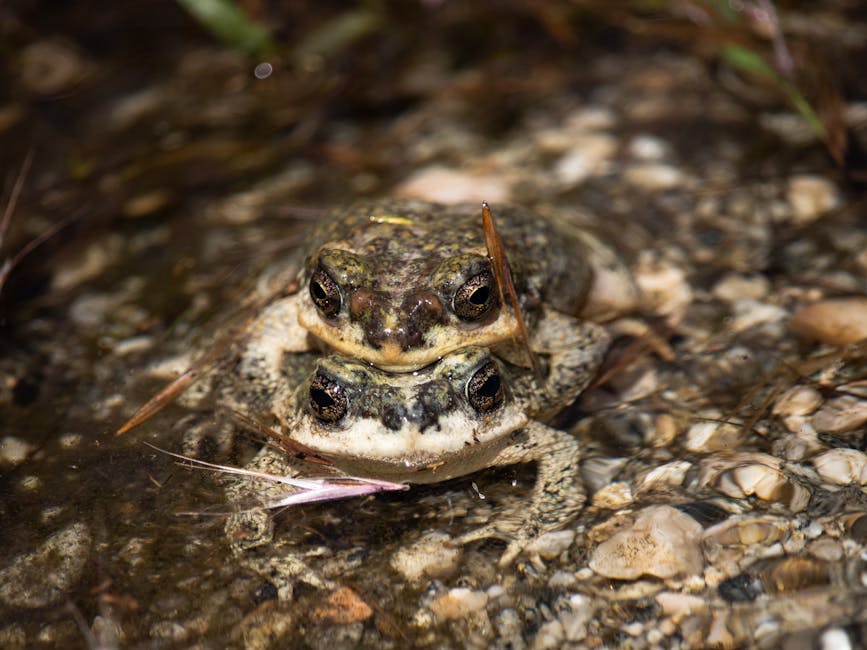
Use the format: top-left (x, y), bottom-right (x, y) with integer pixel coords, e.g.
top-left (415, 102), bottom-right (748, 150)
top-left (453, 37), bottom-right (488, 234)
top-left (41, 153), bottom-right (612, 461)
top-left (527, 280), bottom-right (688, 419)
top-left (591, 482), bottom-right (633, 509)
top-left (58, 433), bottom-right (83, 449)
top-left (624, 163), bottom-right (684, 191)
top-left (641, 461), bottom-right (690, 489)
top-left (428, 588), bottom-right (488, 621)
top-left (821, 628), bottom-right (853, 650)
top-left (0, 522), bottom-right (92, 608)
top-left (787, 175), bottom-right (840, 225)
top-left (654, 592), bottom-right (708, 622)
top-left (808, 538), bottom-right (843, 562)
top-left (123, 189), bottom-right (173, 218)
top-left (553, 134), bottom-right (617, 185)
top-left (396, 165), bottom-right (511, 204)
top-left (588, 505), bottom-right (704, 580)
top-left (547, 571), bottom-right (578, 590)
top-left (813, 449), bottom-right (867, 486)
top-left (811, 396), bottom-right (867, 433)
top-left (790, 297), bottom-right (867, 346)
top-left (18, 39), bottom-right (89, 95)
top-left (532, 620), bottom-right (565, 650)
top-left (525, 530), bottom-right (576, 559)
top-left (52, 235), bottom-right (124, 292)
top-left (729, 299), bottom-right (788, 333)
top-left (628, 135), bottom-right (670, 161)
top-left (112, 336), bottom-right (155, 356)
top-left (772, 386), bottom-right (823, 418)
top-left (698, 453), bottom-right (811, 511)
top-left (69, 293), bottom-right (116, 328)
top-left (712, 273), bottom-right (770, 302)
top-left (389, 531), bottom-right (461, 582)
top-left (311, 587), bottom-right (372, 624)
top-left (0, 437), bottom-right (34, 465)
top-left (559, 593), bottom-right (592, 642)
top-left (684, 421), bottom-right (743, 452)
top-left (634, 253), bottom-right (692, 324)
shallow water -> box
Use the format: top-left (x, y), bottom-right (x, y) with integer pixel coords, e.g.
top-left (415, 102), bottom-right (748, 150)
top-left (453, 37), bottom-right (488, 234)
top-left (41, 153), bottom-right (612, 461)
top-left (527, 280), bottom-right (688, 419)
top-left (3, 2), bottom-right (867, 648)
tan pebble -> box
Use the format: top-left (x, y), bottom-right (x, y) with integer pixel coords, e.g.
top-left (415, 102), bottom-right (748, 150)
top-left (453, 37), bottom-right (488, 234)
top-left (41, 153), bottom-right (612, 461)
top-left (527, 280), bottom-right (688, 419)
top-left (18, 39), bottom-right (89, 94)
top-left (706, 612), bottom-right (736, 648)
top-left (628, 134), bottom-right (670, 161)
top-left (525, 530), bottom-right (575, 560)
top-left (123, 189), bottom-right (173, 218)
top-left (655, 592), bottom-right (707, 622)
top-left (428, 588), bottom-right (488, 621)
top-left (729, 299), bottom-right (788, 333)
top-left (659, 618), bottom-right (677, 637)
top-left (553, 134), bottom-right (617, 185)
top-left (588, 505), bottom-right (703, 580)
top-left (761, 556), bottom-right (830, 594)
top-left (808, 538), bottom-right (843, 562)
top-left (591, 482), bottom-right (633, 509)
top-left (684, 421), bottom-right (743, 452)
top-left (811, 396), bottom-right (867, 433)
top-left (0, 436), bottom-right (34, 465)
top-left (624, 163), bottom-right (684, 191)
top-left (703, 515), bottom-right (789, 548)
top-left (790, 297), bottom-right (867, 345)
top-left (389, 531), bottom-right (461, 582)
top-left (396, 165), bottom-right (511, 204)
top-left (311, 587), bottom-right (372, 624)
top-left (634, 253), bottom-right (692, 323)
top-left (640, 461), bottom-right (691, 489)
top-left (787, 175), bottom-right (840, 224)
top-left (697, 453), bottom-right (810, 511)
top-left (577, 231), bottom-right (639, 321)
top-left (650, 414), bottom-right (678, 447)
top-left (772, 386), bottom-right (823, 417)
top-left (813, 448), bottom-right (867, 485)
top-left (712, 273), bottom-right (770, 302)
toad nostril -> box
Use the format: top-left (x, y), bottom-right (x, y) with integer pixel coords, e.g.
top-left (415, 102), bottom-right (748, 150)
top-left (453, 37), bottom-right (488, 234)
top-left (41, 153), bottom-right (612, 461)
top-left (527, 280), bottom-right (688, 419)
top-left (405, 292), bottom-right (443, 324)
top-left (349, 288), bottom-right (378, 320)
top-left (399, 292), bottom-right (444, 349)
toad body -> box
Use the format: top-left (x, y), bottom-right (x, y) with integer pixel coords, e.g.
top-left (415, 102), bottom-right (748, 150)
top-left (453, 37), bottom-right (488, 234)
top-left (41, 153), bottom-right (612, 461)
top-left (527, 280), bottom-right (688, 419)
top-left (222, 295), bottom-right (610, 566)
top-left (257, 199), bottom-right (632, 371)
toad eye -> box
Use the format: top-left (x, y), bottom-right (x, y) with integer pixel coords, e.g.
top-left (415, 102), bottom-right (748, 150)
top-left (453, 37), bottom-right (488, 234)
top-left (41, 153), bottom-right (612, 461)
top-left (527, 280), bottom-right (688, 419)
top-left (466, 361), bottom-right (504, 413)
top-left (308, 373), bottom-right (348, 423)
top-left (309, 266), bottom-right (341, 318)
top-left (453, 270), bottom-right (497, 321)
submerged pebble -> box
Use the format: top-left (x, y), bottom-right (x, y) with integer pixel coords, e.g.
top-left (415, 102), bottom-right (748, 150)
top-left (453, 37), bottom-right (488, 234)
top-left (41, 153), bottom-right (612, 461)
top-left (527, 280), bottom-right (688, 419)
top-left (0, 522), bottom-right (91, 608)
top-left (589, 505), bottom-right (704, 580)
top-left (790, 297), bottom-right (867, 345)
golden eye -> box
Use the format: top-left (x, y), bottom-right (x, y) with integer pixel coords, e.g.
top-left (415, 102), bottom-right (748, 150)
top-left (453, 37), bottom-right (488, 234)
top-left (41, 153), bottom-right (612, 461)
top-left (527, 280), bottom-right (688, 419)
top-left (466, 361), bottom-right (504, 413)
top-left (308, 373), bottom-right (348, 423)
top-left (453, 270), bottom-right (497, 321)
top-left (309, 266), bottom-right (341, 318)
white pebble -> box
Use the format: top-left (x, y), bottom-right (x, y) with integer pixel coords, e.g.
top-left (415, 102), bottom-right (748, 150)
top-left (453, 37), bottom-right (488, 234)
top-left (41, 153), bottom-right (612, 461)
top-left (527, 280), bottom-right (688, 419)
top-left (428, 588), bottom-right (488, 621)
top-left (589, 505), bottom-right (704, 580)
top-left (396, 165), bottom-right (511, 204)
top-left (813, 449), bottom-right (867, 486)
top-left (787, 175), bottom-right (840, 225)
top-left (624, 163), bottom-right (684, 191)
top-left (0, 437), bottom-right (33, 465)
top-left (390, 531), bottom-right (461, 582)
top-left (525, 530), bottom-right (576, 559)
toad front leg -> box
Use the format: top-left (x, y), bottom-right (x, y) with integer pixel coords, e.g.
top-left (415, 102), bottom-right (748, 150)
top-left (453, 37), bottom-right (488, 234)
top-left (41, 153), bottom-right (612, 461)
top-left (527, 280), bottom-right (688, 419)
top-left (456, 420), bottom-right (585, 566)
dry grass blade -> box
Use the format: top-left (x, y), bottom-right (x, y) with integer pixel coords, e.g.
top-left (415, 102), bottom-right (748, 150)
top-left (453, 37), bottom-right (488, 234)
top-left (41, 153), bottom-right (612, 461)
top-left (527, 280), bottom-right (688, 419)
top-left (227, 409), bottom-right (334, 467)
top-left (115, 369), bottom-right (200, 435)
top-left (0, 150), bottom-right (32, 247)
top-left (144, 443), bottom-right (405, 511)
top-left (480, 201), bottom-right (540, 380)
